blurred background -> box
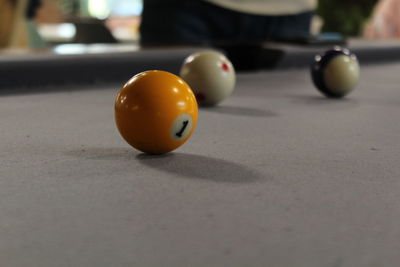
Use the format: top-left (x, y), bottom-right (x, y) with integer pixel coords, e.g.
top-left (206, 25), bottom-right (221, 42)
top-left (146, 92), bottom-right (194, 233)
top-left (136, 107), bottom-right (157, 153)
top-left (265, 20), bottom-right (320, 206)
top-left (1, 0), bottom-right (399, 51)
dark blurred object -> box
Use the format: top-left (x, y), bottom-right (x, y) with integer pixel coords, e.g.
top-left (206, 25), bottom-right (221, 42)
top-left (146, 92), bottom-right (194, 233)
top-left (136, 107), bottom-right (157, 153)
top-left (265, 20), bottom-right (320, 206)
top-left (215, 32), bottom-right (346, 71)
top-left (318, 0), bottom-right (378, 36)
top-left (275, 33), bottom-right (346, 45)
top-left (217, 43), bottom-right (284, 71)
top-left (0, 47), bottom-right (203, 88)
top-left (73, 19), bottom-right (117, 44)
top-left (27, 0), bottom-right (41, 19)
top-left (140, 0), bottom-right (313, 46)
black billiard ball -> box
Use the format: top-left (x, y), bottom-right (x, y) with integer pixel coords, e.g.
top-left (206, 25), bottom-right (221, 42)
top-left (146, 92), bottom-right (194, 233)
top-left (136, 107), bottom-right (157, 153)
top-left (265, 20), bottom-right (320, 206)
top-left (311, 46), bottom-right (360, 98)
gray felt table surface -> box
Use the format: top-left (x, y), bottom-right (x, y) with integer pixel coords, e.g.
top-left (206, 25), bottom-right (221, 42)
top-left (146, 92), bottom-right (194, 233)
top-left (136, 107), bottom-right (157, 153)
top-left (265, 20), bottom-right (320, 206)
top-left (1, 63), bottom-right (400, 267)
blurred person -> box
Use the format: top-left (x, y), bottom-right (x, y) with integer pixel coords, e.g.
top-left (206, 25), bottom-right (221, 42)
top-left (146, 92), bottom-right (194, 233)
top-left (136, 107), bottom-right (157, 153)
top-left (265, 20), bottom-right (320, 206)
top-left (26, 0), bottom-right (47, 48)
top-left (140, 0), bottom-right (317, 46)
top-left (364, 0), bottom-right (400, 38)
top-left (0, 0), bottom-right (14, 47)
top-left (1, 0), bottom-right (30, 48)
top-left (0, 0), bottom-right (26, 48)
top-left (0, 0), bottom-right (44, 48)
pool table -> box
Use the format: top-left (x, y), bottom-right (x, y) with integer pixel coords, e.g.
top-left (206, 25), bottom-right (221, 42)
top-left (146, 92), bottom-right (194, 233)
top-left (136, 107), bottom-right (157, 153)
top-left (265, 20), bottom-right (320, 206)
top-left (1, 42), bottom-right (400, 267)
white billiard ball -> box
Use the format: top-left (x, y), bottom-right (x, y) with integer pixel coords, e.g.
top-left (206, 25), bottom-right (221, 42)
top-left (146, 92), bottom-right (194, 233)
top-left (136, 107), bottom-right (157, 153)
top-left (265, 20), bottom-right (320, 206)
top-left (311, 46), bottom-right (360, 98)
top-left (180, 50), bottom-right (236, 106)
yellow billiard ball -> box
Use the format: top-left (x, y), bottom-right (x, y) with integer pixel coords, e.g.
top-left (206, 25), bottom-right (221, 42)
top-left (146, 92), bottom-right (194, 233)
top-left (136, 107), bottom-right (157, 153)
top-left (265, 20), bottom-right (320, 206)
top-left (114, 70), bottom-right (198, 154)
